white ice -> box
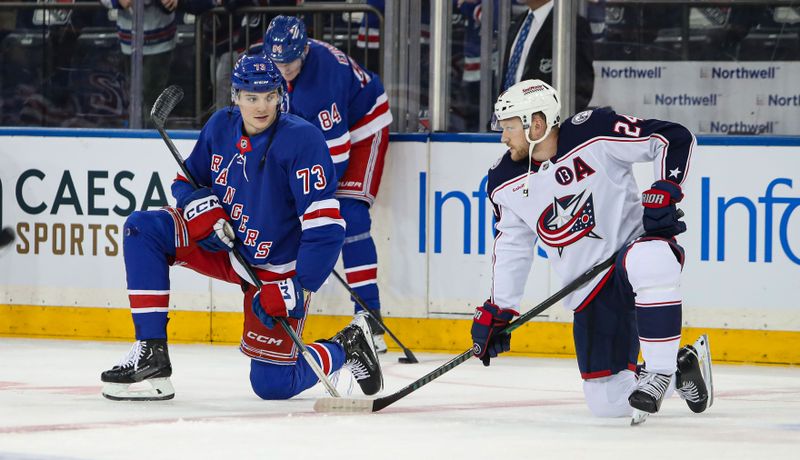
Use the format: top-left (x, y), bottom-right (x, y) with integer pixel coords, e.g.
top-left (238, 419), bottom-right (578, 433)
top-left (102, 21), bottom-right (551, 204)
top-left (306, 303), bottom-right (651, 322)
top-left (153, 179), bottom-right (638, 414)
top-left (0, 338), bottom-right (798, 460)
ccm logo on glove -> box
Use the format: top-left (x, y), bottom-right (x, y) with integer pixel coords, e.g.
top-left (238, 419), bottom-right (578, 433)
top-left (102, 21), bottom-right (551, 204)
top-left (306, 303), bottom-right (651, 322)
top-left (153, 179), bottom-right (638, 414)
top-left (184, 195), bottom-right (223, 219)
top-left (180, 188), bottom-right (234, 252)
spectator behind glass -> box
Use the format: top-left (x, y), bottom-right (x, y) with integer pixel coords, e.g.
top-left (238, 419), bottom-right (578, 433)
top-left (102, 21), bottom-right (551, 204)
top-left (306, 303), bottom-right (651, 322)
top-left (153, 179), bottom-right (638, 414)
top-left (101, 0), bottom-right (178, 127)
top-left (179, 0), bottom-right (297, 112)
top-left (500, 0), bottom-right (594, 112)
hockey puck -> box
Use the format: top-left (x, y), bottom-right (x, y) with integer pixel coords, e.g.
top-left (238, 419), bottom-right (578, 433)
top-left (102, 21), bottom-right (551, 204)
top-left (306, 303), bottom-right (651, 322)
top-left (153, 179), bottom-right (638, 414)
top-left (398, 357), bottom-right (415, 364)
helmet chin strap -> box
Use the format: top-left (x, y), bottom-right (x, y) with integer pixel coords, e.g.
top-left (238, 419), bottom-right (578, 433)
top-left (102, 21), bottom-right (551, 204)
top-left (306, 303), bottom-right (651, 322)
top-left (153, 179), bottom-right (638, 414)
top-left (522, 123), bottom-right (554, 198)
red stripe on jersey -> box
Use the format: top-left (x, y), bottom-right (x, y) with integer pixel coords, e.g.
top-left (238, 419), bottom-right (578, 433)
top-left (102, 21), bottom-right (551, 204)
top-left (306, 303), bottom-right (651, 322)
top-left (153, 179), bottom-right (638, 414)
top-left (129, 294), bottom-right (169, 308)
top-left (346, 268), bottom-right (378, 285)
top-left (303, 208), bottom-right (342, 222)
top-left (174, 173), bottom-right (190, 184)
top-left (329, 140), bottom-right (352, 157)
top-left (351, 100), bottom-right (390, 131)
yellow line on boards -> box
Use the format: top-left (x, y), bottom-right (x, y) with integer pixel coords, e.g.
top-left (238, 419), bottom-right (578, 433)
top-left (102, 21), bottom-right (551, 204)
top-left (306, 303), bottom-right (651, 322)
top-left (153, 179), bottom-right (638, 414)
top-left (0, 304), bottom-right (798, 365)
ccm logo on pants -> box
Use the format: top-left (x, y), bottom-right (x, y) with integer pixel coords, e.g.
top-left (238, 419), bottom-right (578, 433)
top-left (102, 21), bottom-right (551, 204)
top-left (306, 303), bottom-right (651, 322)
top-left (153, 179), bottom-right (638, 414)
top-left (246, 331), bottom-right (284, 346)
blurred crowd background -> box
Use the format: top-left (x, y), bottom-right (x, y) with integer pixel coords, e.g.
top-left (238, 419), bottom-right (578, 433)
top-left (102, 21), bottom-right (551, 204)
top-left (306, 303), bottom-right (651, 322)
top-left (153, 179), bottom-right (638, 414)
top-left (0, 0), bottom-right (798, 133)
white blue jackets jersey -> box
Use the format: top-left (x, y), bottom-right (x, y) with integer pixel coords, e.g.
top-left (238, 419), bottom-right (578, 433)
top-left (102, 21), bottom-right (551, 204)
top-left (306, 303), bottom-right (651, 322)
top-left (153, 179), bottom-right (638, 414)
top-left (487, 108), bottom-right (695, 312)
top-left (172, 108), bottom-right (345, 292)
top-left (284, 39), bottom-right (392, 168)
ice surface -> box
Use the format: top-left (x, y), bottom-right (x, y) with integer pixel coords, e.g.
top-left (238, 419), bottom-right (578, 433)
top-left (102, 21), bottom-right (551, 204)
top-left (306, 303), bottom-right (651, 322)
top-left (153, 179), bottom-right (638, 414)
top-left (0, 338), bottom-right (797, 459)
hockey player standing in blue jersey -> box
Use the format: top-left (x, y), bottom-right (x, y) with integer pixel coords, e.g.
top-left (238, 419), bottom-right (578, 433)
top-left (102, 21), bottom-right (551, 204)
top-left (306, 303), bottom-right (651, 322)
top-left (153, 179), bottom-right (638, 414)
top-left (470, 80), bottom-right (713, 422)
top-left (100, 53), bottom-right (383, 401)
top-left (263, 16), bottom-right (393, 353)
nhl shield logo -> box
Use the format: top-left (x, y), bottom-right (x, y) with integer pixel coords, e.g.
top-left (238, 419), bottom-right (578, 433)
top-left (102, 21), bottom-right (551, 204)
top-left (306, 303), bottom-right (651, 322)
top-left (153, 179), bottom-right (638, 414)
top-left (539, 58), bottom-right (552, 74)
top-left (237, 135), bottom-right (252, 157)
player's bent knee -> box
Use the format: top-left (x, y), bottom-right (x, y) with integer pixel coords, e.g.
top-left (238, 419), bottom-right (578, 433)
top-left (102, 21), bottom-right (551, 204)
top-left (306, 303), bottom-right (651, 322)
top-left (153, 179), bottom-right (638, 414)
top-left (124, 211), bottom-right (162, 240)
top-left (249, 361), bottom-right (303, 400)
top-left (625, 240), bottom-right (682, 292)
top-left (582, 371), bottom-right (636, 418)
top-left (250, 380), bottom-right (298, 400)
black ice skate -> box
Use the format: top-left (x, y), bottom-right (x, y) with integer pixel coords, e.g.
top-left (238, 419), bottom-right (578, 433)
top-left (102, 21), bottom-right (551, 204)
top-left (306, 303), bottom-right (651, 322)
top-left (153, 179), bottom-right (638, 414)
top-left (629, 369), bottom-right (672, 414)
top-left (676, 334), bottom-right (714, 413)
top-left (364, 309), bottom-right (388, 354)
top-left (101, 339), bottom-right (175, 401)
top-left (333, 312), bottom-right (384, 395)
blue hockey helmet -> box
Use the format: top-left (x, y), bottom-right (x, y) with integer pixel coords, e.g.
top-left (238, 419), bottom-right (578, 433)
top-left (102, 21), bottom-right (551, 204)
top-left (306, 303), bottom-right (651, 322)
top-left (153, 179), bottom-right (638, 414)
top-left (264, 15), bottom-right (308, 63)
top-left (230, 52), bottom-right (285, 97)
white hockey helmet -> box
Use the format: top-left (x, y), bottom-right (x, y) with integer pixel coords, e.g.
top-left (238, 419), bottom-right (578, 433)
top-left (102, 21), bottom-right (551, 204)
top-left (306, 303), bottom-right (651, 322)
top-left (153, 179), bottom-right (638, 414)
top-left (491, 79), bottom-right (561, 133)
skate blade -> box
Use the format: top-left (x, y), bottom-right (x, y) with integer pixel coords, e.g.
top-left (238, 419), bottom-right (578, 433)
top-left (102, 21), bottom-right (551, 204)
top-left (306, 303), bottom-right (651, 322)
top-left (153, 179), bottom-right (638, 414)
top-left (694, 334), bottom-right (714, 409)
top-left (313, 397), bottom-right (374, 413)
top-left (630, 409), bottom-right (649, 425)
top-left (102, 378), bottom-right (175, 401)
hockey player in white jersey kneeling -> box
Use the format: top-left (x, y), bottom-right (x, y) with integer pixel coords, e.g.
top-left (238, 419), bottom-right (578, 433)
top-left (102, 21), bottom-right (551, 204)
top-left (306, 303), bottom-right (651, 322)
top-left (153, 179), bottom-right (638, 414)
top-left (470, 79), bottom-right (712, 420)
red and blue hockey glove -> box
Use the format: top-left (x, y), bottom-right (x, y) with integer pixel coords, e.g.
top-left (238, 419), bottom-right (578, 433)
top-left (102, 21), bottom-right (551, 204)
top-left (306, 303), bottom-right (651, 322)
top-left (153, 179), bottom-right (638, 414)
top-left (471, 301), bottom-right (518, 367)
top-left (251, 277), bottom-right (306, 329)
top-left (641, 180), bottom-right (686, 239)
top-left (179, 187), bottom-right (234, 252)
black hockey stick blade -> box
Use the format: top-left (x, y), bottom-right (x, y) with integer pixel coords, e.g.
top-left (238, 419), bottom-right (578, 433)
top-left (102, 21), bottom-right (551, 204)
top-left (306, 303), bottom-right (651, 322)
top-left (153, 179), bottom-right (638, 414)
top-left (314, 252), bottom-right (619, 414)
top-left (151, 85), bottom-right (184, 129)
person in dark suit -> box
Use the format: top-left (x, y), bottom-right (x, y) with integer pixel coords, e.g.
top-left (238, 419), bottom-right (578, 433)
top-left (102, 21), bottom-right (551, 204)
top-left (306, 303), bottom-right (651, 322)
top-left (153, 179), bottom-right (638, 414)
top-left (500, 0), bottom-right (595, 112)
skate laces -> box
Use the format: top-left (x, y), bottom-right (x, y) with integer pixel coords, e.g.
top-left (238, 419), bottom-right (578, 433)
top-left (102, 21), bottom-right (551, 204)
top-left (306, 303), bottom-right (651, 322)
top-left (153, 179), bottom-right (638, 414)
top-left (116, 341), bottom-right (145, 370)
top-left (346, 359), bottom-right (371, 381)
top-left (636, 370), bottom-right (670, 400)
top-left (676, 380), bottom-right (701, 402)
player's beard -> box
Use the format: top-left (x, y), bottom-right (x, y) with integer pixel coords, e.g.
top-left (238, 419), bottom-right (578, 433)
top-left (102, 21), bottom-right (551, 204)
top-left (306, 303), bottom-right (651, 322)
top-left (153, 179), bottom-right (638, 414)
top-left (509, 142), bottom-right (531, 162)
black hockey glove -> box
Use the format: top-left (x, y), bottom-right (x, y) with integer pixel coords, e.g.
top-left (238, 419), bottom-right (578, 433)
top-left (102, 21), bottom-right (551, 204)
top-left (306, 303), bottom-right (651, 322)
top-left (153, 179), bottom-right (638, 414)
top-left (641, 180), bottom-right (686, 238)
top-left (471, 300), bottom-right (518, 367)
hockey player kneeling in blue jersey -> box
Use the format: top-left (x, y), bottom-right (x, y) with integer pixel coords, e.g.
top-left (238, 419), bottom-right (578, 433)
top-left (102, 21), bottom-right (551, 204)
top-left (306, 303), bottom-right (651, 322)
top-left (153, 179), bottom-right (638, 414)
top-left (263, 16), bottom-right (393, 353)
top-left (471, 79), bottom-right (713, 420)
top-left (100, 53), bottom-right (383, 401)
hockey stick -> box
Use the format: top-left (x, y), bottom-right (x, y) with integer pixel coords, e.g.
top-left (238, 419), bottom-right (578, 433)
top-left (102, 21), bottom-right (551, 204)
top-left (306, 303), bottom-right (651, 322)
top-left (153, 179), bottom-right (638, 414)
top-left (313, 251), bottom-right (619, 413)
top-left (331, 270), bottom-right (419, 364)
top-left (151, 85), bottom-right (341, 398)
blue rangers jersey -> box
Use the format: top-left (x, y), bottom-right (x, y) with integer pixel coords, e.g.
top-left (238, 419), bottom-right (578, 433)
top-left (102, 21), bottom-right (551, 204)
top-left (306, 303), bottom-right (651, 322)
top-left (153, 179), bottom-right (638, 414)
top-left (172, 108), bottom-right (345, 292)
top-left (283, 39), bottom-right (392, 170)
top-left (487, 108), bottom-right (695, 312)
